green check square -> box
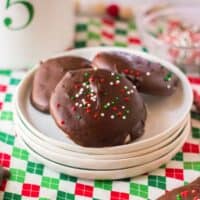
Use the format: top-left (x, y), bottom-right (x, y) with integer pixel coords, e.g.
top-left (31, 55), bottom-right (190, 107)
top-left (9, 78), bottom-right (20, 85)
top-left (3, 192), bottom-right (21, 200)
top-left (59, 173), bottom-right (77, 182)
top-left (4, 93), bottom-right (13, 102)
top-left (191, 111), bottom-right (200, 120)
top-left (88, 32), bottom-right (100, 40)
top-left (75, 23), bottom-right (88, 32)
top-left (114, 41), bottom-right (127, 47)
top-left (12, 147), bottom-right (29, 160)
top-left (128, 21), bottom-right (137, 30)
top-left (41, 176), bottom-right (59, 190)
top-left (172, 152), bottom-right (183, 161)
top-left (130, 182), bottom-right (148, 198)
top-left (74, 41), bottom-right (86, 48)
top-left (95, 180), bottom-right (112, 190)
top-left (0, 131), bottom-right (14, 145)
top-left (39, 198), bottom-right (50, 200)
top-left (184, 162), bottom-right (200, 171)
top-left (27, 161), bottom-right (44, 175)
top-left (10, 168), bottom-right (25, 183)
top-left (115, 28), bottom-right (127, 35)
top-left (0, 111), bottom-right (13, 120)
top-left (148, 175), bottom-right (166, 190)
top-left (142, 47), bottom-right (149, 52)
top-left (89, 19), bottom-right (101, 27)
top-left (56, 191), bottom-right (74, 200)
top-left (192, 127), bottom-right (200, 138)
top-left (0, 69), bottom-right (11, 76)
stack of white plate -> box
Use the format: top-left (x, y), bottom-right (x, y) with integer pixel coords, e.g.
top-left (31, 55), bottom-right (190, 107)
top-left (13, 47), bottom-right (193, 180)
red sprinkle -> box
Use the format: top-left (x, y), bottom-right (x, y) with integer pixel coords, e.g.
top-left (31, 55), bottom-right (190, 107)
top-left (123, 69), bottom-right (129, 74)
top-left (89, 77), bottom-right (95, 82)
top-left (93, 113), bottom-right (98, 119)
top-left (86, 108), bottom-right (91, 113)
top-left (120, 89), bottom-right (126, 94)
top-left (74, 84), bottom-right (80, 89)
top-left (134, 71), bottom-right (140, 77)
top-left (112, 106), bottom-right (118, 111)
top-left (100, 78), bottom-right (105, 83)
top-left (124, 97), bottom-right (130, 102)
top-left (56, 103), bottom-right (60, 108)
top-left (72, 106), bottom-right (76, 111)
top-left (61, 120), bottom-right (65, 125)
top-left (117, 112), bottom-right (122, 116)
top-left (181, 190), bottom-right (189, 198)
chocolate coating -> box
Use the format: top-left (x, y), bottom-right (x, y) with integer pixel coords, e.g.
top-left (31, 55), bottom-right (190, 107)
top-left (50, 69), bottom-right (146, 147)
top-left (31, 56), bottom-right (92, 113)
top-left (0, 167), bottom-right (10, 186)
top-left (92, 51), bottom-right (179, 96)
top-left (157, 177), bottom-right (200, 200)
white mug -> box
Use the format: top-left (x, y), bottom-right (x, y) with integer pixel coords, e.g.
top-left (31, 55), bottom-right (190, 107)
top-left (0, 0), bottom-right (75, 69)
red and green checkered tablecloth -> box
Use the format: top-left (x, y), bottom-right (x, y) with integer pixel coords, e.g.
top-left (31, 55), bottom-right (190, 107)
top-left (0, 17), bottom-right (200, 200)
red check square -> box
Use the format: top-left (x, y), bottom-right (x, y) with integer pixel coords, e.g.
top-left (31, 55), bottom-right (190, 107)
top-left (0, 153), bottom-right (11, 168)
top-left (75, 183), bottom-right (93, 197)
top-left (111, 191), bottom-right (129, 200)
top-left (165, 168), bottom-right (184, 180)
top-left (22, 184), bottom-right (40, 197)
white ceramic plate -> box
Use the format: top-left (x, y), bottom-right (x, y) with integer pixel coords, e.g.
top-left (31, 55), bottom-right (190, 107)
top-left (15, 47), bottom-right (193, 154)
top-left (14, 110), bottom-right (189, 160)
top-left (15, 117), bottom-right (190, 170)
top-left (16, 119), bottom-right (191, 179)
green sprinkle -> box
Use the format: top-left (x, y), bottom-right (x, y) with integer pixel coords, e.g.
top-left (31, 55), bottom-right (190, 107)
top-left (104, 105), bottom-right (108, 109)
top-left (126, 110), bottom-right (130, 114)
top-left (164, 72), bottom-right (173, 81)
top-left (111, 101), bottom-right (115, 105)
top-left (76, 115), bottom-right (81, 120)
top-left (115, 75), bottom-right (121, 80)
top-left (176, 194), bottom-right (182, 200)
top-left (71, 96), bottom-right (75, 100)
top-left (115, 97), bottom-right (119, 101)
top-left (84, 72), bottom-right (89, 78)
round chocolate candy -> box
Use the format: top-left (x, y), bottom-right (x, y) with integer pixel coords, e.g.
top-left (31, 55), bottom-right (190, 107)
top-left (92, 51), bottom-right (179, 96)
top-left (31, 56), bottom-right (92, 113)
top-left (50, 69), bottom-right (146, 147)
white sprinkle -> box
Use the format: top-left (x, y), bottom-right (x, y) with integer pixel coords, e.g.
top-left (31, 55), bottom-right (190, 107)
top-left (79, 104), bottom-right (83, 108)
top-left (94, 67), bottom-right (98, 71)
top-left (116, 80), bottom-right (120, 84)
top-left (75, 102), bottom-right (79, 107)
top-left (100, 113), bottom-right (105, 117)
top-left (107, 102), bottom-right (110, 106)
top-left (167, 85), bottom-right (171, 89)
top-left (91, 89), bottom-right (94, 93)
top-left (110, 82), bottom-right (114, 86)
top-left (122, 106), bottom-right (125, 109)
top-left (127, 91), bottom-right (131, 95)
top-left (146, 72), bottom-right (151, 76)
top-left (130, 90), bottom-right (134, 93)
top-left (110, 115), bottom-right (115, 119)
top-left (111, 72), bottom-right (115, 76)
top-left (75, 94), bottom-right (79, 98)
top-left (87, 104), bottom-right (91, 107)
top-left (122, 116), bottom-right (126, 120)
top-left (83, 83), bottom-right (87, 86)
top-left (133, 85), bottom-right (136, 89)
top-left (86, 85), bottom-right (90, 89)
top-left (124, 86), bottom-right (128, 90)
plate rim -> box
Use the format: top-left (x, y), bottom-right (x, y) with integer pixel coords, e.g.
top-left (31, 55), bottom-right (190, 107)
top-left (16, 119), bottom-right (191, 179)
top-left (15, 46), bottom-right (193, 154)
